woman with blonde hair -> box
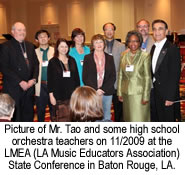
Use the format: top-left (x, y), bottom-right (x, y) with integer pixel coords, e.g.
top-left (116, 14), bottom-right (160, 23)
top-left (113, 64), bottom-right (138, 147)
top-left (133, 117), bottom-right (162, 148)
top-left (70, 86), bottom-right (103, 122)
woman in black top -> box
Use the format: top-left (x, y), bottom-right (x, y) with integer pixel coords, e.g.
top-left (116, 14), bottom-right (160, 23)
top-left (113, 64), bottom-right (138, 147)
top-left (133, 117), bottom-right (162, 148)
top-left (47, 38), bottom-right (80, 121)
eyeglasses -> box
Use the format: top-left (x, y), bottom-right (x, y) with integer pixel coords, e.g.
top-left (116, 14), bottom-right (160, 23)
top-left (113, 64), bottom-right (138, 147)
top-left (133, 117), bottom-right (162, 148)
top-left (128, 40), bottom-right (139, 43)
top-left (104, 29), bottom-right (114, 31)
top-left (137, 25), bottom-right (149, 29)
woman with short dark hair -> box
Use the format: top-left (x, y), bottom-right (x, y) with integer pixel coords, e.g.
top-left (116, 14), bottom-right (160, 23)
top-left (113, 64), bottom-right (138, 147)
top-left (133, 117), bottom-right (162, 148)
top-left (117, 30), bottom-right (151, 122)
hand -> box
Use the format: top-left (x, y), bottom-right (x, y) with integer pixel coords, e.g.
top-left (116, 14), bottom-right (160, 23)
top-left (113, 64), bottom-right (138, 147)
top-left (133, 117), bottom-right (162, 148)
top-left (118, 96), bottom-right (123, 102)
top-left (165, 100), bottom-right (174, 106)
top-left (141, 100), bottom-right (149, 105)
top-left (19, 81), bottom-right (29, 91)
top-left (49, 93), bottom-right (56, 106)
top-left (97, 89), bottom-right (104, 96)
top-left (27, 79), bottom-right (36, 88)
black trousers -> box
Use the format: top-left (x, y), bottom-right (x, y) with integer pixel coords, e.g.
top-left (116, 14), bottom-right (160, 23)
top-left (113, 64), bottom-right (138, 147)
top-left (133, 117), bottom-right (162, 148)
top-left (112, 91), bottom-right (123, 122)
top-left (12, 87), bottom-right (35, 122)
top-left (151, 86), bottom-right (177, 122)
top-left (36, 83), bottom-right (52, 122)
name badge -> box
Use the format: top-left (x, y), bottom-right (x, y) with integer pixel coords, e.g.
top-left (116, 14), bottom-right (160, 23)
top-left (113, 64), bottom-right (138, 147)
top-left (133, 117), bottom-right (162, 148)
top-left (63, 71), bottom-right (71, 77)
top-left (126, 65), bottom-right (134, 72)
top-left (42, 61), bottom-right (48, 67)
top-left (80, 60), bottom-right (84, 66)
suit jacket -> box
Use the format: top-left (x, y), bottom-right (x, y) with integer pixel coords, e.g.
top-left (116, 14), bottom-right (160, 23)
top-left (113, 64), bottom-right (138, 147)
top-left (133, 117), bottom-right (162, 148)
top-left (83, 52), bottom-right (116, 95)
top-left (146, 35), bottom-right (154, 53)
top-left (151, 39), bottom-right (181, 101)
top-left (117, 50), bottom-right (151, 101)
top-left (104, 39), bottom-right (125, 89)
top-left (0, 38), bottom-right (39, 100)
top-left (35, 46), bottom-right (54, 96)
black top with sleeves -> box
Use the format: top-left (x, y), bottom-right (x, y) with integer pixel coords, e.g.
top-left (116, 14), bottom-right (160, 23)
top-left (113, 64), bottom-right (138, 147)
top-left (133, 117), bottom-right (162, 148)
top-left (83, 52), bottom-right (116, 95)
top-left (47, 56), bottom-right (80, 101)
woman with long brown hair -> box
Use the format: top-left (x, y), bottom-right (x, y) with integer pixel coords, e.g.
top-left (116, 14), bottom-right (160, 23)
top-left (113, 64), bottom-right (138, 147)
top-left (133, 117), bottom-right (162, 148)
top-left (47, 38), bottom-right (80, 121)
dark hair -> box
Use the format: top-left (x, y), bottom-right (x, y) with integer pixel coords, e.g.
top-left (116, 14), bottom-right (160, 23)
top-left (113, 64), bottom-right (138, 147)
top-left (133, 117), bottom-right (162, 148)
top-left (136, 19), bottom-right (150, 27)
top-left (125, 30), bottom-right (143, 47)
top-left (35, 29), bottom-right (50, 40)
top-left (152, 19), bottom-right (168, 29)
top-left (70, 86), bottom-right (103, 122)
top-left (54, 38), bottom-right (70, 58)
top-left (90, 34), bottom-right (106, 51)
top-left (71, 28), bottom-right (85, 47)
top-left (103, 22), bottom-right (116, 31)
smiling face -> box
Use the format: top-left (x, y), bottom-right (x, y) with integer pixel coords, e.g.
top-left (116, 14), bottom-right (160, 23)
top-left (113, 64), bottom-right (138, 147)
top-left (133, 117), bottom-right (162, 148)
top-left (37, 32), bottom-right (50, 46)
top-left (74, 34), bottom-right (84, 46)
top-left (104, 23), bottom-right (115, 41)
top-left (152, 22), bottom-right (168, 42)
top-left (93, 39), bottom-right (104, 52)
top-left (128, 35), bottom-right (140, 53)
top-left (58, 41), bottom-right (69, 56)
top-left (137, 20), bottom-right (149, 37)
top-left (11, 22), bottom-right (26, 42)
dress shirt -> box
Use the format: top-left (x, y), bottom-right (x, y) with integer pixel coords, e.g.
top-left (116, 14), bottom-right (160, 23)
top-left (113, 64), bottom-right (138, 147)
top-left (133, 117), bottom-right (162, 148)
top-left (105, 39), bottom-right (114, 54)
top-left (152, 38), bottom-right (167, 82)
top-left (152, 38), bottom-right (167, 74)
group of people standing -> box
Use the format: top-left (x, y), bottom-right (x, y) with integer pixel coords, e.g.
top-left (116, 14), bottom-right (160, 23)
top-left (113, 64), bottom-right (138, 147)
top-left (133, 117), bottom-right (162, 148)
top-left (117, 19), bottom-right (181, 122)
top-left (0, 18), bottom-right (181, 122)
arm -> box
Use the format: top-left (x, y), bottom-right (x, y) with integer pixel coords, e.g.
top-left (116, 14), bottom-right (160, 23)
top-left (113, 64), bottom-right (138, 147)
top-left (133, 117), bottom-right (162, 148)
top-left (142, 53), bottom-right (151, 103)
top-left (73, 58), bottom-right (80, 87)
top-left (165, 46), bottom-right (181, 105)
top-left (0, 44), bottom-right (22, 85)
top-left (47, 59), bottom-right (55, 93)
top-left (117, 55), bottom-right (123, 101)
top-left (31, 45), bottom-right (39, 82)
top-left (49, 92), bottom-right (56, 106)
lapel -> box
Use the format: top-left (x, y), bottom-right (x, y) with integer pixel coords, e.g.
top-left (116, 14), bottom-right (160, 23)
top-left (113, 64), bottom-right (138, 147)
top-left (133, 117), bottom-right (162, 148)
top-left (48, 47), bottom-right (54, 60)
top-left (104, 39), bottom-right (117, 54)
top-left (155, 40), bottom-right (169, 73)
top-left (104, 45), bottom-right (108, 53)
top-left (91, 52), bottom-right (98, 87)
top-left (12, 39), bottom-right (29, 72)
top-left (24, 42), bottom-right (31, 70)
top-left (112, 40), bottom-right (118, 55)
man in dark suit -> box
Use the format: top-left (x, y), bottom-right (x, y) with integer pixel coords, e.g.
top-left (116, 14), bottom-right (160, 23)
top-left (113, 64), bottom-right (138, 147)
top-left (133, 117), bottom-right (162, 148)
top-left (151, 19), bottom-right (181, 122)
top-left (0, 22), bottom-right (39, 122)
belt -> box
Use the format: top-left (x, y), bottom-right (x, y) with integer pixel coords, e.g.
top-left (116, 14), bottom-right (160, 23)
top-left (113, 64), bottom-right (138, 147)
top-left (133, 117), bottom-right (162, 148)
top-left (41, 81), bottom-right (47, 85)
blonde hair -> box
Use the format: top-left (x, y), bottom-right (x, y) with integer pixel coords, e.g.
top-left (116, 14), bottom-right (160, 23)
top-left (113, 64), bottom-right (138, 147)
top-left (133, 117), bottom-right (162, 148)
top-left (70, 86), bottom-right (103, 122)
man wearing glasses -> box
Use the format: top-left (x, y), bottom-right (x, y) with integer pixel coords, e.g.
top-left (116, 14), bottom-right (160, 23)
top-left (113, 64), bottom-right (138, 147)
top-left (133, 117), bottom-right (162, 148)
top-left (103, 22), bottom-right (126, 122)
top-left (136, 19), bottom-right (154, 53)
